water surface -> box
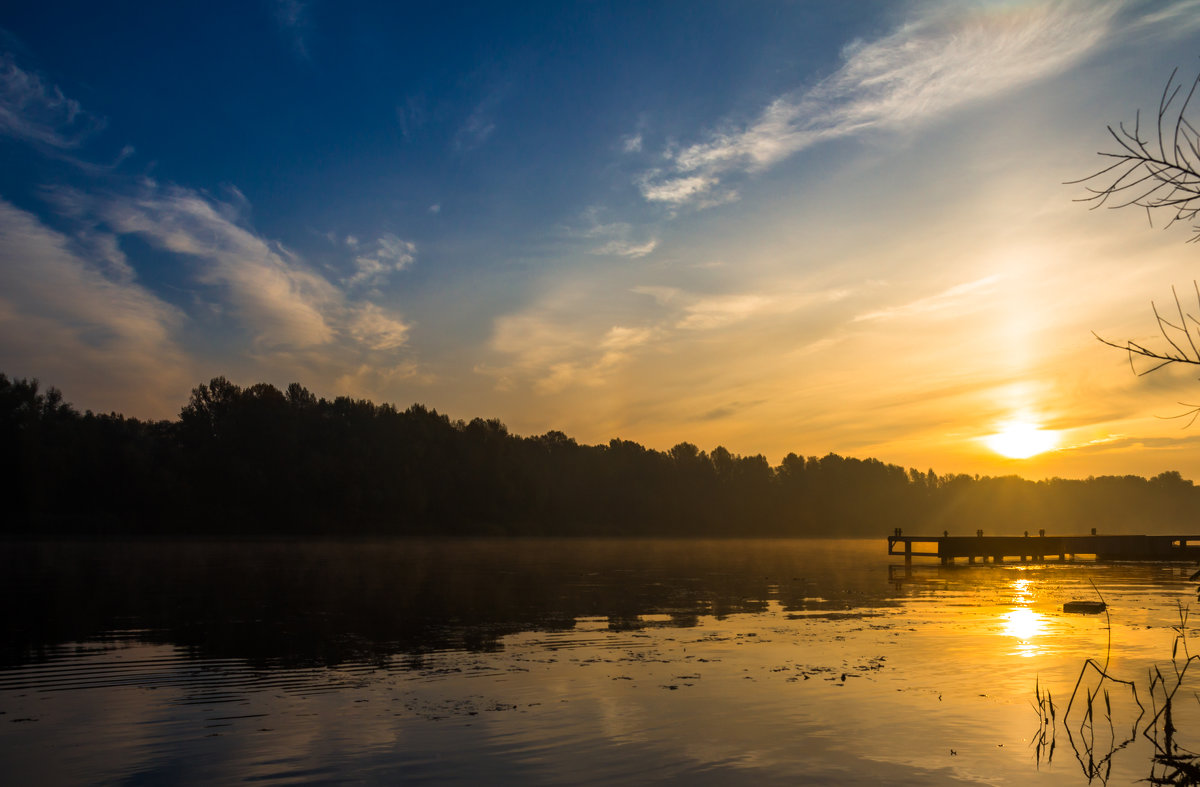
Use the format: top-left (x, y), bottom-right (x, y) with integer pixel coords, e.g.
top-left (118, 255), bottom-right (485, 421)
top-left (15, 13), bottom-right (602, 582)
top-left (2, 538), bottom-right (1198, 784)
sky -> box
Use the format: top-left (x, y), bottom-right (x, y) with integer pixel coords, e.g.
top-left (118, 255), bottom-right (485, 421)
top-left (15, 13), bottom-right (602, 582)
top-left (4, 1), bottom-right (1200, 481)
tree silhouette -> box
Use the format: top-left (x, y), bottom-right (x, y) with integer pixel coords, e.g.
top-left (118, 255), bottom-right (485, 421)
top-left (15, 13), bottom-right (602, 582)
top-left (1075, 68), bottom-right (1200, 237)
top-left (1080, 69), bottom-right (1200, 421)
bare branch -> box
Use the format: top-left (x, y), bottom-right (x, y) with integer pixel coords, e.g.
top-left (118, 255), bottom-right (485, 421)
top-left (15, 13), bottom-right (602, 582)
top-left (1156, 405), bottom-right (1200, 429)
top-left (1093, 284), bottom-right (1200, 380)
top-left (1072, 71), bottom-right (1200, 239)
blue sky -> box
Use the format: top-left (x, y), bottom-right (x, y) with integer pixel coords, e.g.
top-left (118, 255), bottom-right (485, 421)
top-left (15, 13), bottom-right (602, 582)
top-left (5, 1), bottom-right (1200, 478)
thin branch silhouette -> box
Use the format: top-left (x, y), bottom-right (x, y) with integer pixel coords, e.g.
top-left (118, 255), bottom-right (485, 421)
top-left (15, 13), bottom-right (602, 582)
top-left (1080, 72), bottom-right (1200, 418)
top-left (1070, 68), bottom-right (1200, 239)
top-left (1093, 285), bottom-right (1200, 375)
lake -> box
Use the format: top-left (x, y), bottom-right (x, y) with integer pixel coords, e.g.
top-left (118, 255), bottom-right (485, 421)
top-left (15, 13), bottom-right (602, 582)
top-left (1, 538), bottom-right (1199, 785)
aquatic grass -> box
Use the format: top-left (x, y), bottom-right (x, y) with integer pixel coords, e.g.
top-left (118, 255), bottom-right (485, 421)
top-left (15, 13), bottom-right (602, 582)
top-left (1036, 580), bottom-right (1143, 782)
top-left (1143, 605), bottom-right (1200, 785)
top-left (1038, 583), bottom-right (1200, 784)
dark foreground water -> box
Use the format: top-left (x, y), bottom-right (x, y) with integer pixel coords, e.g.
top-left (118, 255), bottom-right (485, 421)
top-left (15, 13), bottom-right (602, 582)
top-left (1, 538), bottom-right (1198, 785)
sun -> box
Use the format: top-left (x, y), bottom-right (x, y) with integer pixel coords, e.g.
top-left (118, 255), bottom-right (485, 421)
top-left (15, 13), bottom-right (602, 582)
top-left (985, 422), bottom-right (1059, 459)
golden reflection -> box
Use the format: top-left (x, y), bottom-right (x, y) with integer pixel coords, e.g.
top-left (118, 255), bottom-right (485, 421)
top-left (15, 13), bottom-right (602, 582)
top-left (1001, 607), bottom-right (1045, 657)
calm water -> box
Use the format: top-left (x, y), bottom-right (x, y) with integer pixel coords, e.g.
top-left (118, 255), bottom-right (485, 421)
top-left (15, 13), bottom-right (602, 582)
top-left (2, 538), bottom-right (1199, 785)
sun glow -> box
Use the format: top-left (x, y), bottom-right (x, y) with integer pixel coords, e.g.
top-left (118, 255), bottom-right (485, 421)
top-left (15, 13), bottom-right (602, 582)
top-left (1001, 607), bottom-right (1045, 657)
top-left (984, 421), bottom-right (1059, 459)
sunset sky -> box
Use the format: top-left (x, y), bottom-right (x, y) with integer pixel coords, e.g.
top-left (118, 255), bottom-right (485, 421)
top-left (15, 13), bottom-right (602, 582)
top-left (4, 1), bottom-right (1200, 480)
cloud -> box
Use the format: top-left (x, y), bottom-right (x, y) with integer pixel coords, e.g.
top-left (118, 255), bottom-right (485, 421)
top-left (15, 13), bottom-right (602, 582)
top-left (484, 306), bottom-right (658, 395)
top-left (99, 181), bottom-right (339, 349)
top-left (676, 294), bottom-right (772, 330)
top-left (54, 182), bottom-right (420, 376)
top-left (662, 287), bottom-right (850, 331)
top-left (582, 216), bottom-right (659, 258)
top-left (272, 0), bottom-right (313, 59)
top-left (484, 282), bottom-right (851, 397)
top-left (454, 83), bottom-right (510, 152)
top-left (631, 285), bottom-right (681, 305)
top-left (348, 302), bottom-right (410, 351)
top-left (333, 360), bottom-right (430, 400)
top-left (0, 198), bottom-right (187, 414)
top-left (595, 237), bottom-right (658, 258)
top-left (395, 95), bottom-right (427, 140)
top-left (853, 275), bottom-right (1002, 323)
top-left (28, 180), bottom-right (429, 408)
top-left (348, 233), bottom-right (416, 287)
top-left (639, 0), bottom-right (1121, 206)
top-left (0, 53), bottom-right (104, 149)
top-left (639, 173), bottom-right (718, 205)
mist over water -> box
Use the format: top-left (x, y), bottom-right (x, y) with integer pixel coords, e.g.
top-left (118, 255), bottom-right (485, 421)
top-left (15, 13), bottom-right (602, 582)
top-left (1, 538), bottom-right (1198, 784)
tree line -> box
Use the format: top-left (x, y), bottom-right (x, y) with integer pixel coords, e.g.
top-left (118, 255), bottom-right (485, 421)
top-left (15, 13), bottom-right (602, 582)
top-left (3, 372), bottom-right (1198, 538)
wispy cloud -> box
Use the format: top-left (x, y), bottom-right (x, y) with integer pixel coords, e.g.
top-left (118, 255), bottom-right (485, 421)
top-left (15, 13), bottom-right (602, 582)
top-left (0, 53), bottom-right (104, 149)
top-left (347, 233), bottom-right (416, 287)
top-left (0, 198), bottom-right (187, 414)
top-left (484, 307), bottom-right (658, 395)
top-left (272, 0), bottom-right (313, 59)
top-left (853, 275), bottom-right (1001, 323)
top-left (395, 94), bottom-right (427, 140)
top-left (639, 0), bottom-right (1121, 206)
top-left (581, 213), bottom-right (659, 258)
top-left (631, 285), bottom-right (851, 331)
top-left (100, 181), bottom-right (339, 349)
top-left (347, 301), bottom-right (410, 351)
top-left (485, 282), bottom-right (851, 397)
top-left (454, 82), bottom-right (510, 153)
top-left (52, 182), bottom-right (420, 375)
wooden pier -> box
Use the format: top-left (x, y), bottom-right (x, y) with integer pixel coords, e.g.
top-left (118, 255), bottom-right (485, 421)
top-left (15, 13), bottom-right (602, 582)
top-left (887, 531), bottom-right (1200, 566)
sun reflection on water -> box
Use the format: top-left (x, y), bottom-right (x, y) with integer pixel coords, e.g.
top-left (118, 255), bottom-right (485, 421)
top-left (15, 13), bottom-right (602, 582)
top-left (997, 577), bottom-right (1047, 656)
top-left (1001, 607), bottom-right (1045, 657)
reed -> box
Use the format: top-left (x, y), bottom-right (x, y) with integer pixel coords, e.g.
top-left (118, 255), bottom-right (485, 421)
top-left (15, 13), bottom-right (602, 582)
top-left (1036, 583), bottom-right (1200, 784)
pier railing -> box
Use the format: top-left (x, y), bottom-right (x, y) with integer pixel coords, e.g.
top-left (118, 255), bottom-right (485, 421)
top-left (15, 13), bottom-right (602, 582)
top-left (887, 532), bottom-right (1200, 566)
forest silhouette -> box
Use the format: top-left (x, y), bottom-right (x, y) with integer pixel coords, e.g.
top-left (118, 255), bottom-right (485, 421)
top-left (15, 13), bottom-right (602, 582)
top-left (4, 372), bottom-right (1198, 538)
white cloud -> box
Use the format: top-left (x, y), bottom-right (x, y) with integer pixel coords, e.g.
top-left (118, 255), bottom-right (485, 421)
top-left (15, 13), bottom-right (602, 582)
top-left (639, 173), bottom-right (718, 205)
top-left (853, 275), bottom-right (1002, 323)
top-left (0, 53), bottom-right (103, 149)
top-left (595, 237), bottom-right (658, 258)
top-left (454, 83), bottom-right (510, 152)
top-left (0, 198), bottom-right (187, 414)
top-left (100, 181), bottom-right (339, 349)
top-left (577, 211), bottom-right (659, 258)
top-left (27, 180), bottom-right (433, 408)
top-left (348, 301), bottom-right (411, 351)
top-left (641, 0), bottom-right (1122, 206)
top-left (348, 233), bottom-right (416, 287)
top-left (52, 182), bottom-right (422, 381)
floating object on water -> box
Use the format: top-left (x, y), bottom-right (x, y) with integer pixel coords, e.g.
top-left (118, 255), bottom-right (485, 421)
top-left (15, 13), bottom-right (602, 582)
top-left (1063, 600), bottom-right (1106, 614)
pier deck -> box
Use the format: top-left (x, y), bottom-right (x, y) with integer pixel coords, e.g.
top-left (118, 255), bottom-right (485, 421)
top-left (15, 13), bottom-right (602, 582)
top-left (887, 533), bottom-right (1200, 565)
